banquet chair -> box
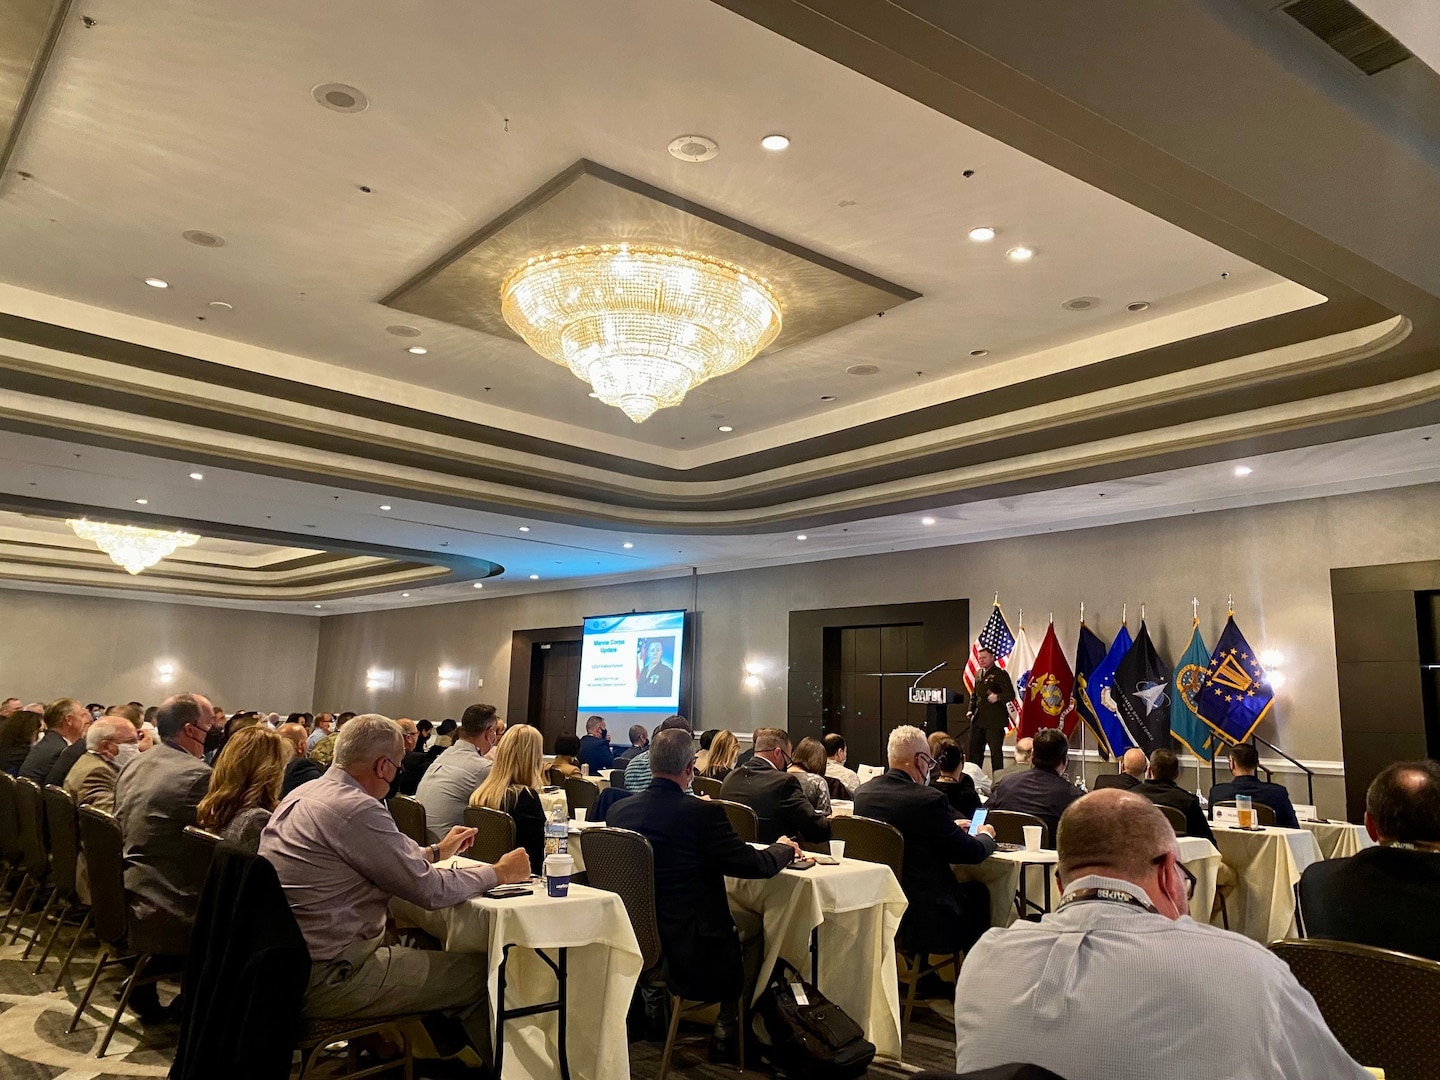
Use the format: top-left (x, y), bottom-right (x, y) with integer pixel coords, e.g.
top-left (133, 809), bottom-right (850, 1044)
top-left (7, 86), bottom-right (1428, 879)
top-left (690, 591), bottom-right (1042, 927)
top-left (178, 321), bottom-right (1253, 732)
top-left (583, 826), bottom-right (745, 1078)
top-left (1091, 774), bottom-right (1131, 791)
top-left (547, 768), bottom-right (568, 787)
top-left (714, 799), bottom-right (758, 843)
top-left (0, 773), bottom-right (25, 910)
top-left (388, 795), bottom-right (427, 846)
top-left (1271, 938), bottom-right (1440, 1080)
top-left (1156, 804), bottom-right (1188, 836)
top-left (691, 776), bottom-right (723, 800)
top-left (32, 786), bottom-right (88, 979)
top-left (8, 778), bottom-right (52, 948)
top-left (984, 810), bottom-right (1049, 848)
top-left (1212, 800), bottom-right (1277, 826)
top-left (564, 776), bottom-right (598, 816)
top-left (462, 806), bottom-right (516, 864)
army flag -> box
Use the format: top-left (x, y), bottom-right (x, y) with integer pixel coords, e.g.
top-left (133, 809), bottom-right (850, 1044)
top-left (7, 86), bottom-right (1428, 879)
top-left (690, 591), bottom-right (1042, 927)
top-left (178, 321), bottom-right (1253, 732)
top-left (962, 604), bottom-right (1016, 692)
top-left (1197, 614), bottom-right (1276, 745)
top-left (1112, 621), bottom-right (1172, 755)
top-left (1170, 622), bottom-right (1218, 762)
top-left (1090, 623), bottom-right (1134, 757)
top-left (1006, 620), bottom-right (1038, 728)
top-left (1018, 622), bottom-right (1075, 738)
top-left (1073, 622), bottom-right (1113, 760)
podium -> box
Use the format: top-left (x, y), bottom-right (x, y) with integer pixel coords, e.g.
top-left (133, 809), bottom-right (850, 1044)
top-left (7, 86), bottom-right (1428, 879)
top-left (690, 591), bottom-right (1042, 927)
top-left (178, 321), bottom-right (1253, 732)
top-left (909, 686), bottom-right (966, 734)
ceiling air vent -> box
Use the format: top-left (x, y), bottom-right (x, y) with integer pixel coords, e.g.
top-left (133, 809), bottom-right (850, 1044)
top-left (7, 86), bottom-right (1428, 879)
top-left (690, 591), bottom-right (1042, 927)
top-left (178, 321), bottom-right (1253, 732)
top-left (1281, 0), bottom-right (1412, 76)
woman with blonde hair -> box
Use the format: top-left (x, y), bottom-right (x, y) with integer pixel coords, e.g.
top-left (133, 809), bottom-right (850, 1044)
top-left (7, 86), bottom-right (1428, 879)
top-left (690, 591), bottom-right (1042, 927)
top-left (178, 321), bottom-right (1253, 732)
top-left (699, 729), bottom-right (739, 781)
top-left (196, 725), bottom-right (287, 850)
top-left (470, 723), bottom-right (546, 873)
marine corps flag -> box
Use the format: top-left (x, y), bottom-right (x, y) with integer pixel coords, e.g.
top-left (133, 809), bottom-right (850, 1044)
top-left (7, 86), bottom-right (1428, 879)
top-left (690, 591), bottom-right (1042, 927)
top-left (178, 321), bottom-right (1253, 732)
top-left (1170, 622), bottom-right (1218, 762)
top-left (1073, 622), bottom-right (1113, 760)
top-left (1018, 622), bottom-right (1075, 739)
top-left (1112, 620), bottom-right (1172, 755)
top-left (1197, 614), bottom-right (1276, 745)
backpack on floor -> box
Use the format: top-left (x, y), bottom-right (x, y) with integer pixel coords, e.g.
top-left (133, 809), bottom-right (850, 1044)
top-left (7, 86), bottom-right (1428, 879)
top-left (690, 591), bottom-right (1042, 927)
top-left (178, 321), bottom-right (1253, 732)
top-left (755, 958), bottom-right (875, 1079)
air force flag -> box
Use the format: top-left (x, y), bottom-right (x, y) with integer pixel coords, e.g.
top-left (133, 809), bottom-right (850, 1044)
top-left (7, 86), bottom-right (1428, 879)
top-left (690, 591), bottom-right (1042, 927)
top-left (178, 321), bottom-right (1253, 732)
top-left (1197, 615), bottom-right (1276, 745)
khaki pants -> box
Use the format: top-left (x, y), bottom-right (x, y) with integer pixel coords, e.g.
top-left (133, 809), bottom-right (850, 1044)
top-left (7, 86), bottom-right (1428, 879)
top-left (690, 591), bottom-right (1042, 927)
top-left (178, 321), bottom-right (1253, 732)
top-left (306, 935), bottom-right (491, 1057)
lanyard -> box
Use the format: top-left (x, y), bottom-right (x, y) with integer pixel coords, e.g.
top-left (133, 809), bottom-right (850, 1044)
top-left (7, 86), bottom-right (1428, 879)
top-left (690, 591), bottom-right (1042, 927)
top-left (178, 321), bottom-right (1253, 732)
top-left (1055, 887), bottom-right (1159, 915)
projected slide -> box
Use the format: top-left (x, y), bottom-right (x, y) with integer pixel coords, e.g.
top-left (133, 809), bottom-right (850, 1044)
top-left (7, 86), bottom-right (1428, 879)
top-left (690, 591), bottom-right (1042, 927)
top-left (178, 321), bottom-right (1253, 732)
top-left (578, 609), bottom-right (685, 711)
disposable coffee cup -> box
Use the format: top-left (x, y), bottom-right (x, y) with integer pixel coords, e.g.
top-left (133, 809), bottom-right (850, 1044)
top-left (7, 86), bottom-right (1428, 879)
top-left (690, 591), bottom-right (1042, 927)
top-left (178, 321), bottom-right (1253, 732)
top-left (829, 839), bottom-right (846, 863)
top-left (574, 807), bottom-right (587, 823)
top-left (1023, 825), bottom-right (1043, 851)
top-left (544, 853), bottom-right (574, 897)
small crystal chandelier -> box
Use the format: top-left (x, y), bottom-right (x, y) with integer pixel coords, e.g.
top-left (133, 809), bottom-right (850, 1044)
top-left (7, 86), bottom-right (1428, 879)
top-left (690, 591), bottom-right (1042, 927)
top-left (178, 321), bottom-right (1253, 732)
top-left (501, 244), bottom-right (783, 423)
top-left (66, 519), bottom-right (200, 575)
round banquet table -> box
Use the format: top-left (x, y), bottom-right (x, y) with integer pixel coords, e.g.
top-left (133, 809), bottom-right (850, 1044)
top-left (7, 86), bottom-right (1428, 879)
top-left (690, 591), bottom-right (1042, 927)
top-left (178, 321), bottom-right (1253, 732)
top-left (1300, 818), bottom-right (1374, 860)
top-left (1209, 821), bottom-right (1321, 943)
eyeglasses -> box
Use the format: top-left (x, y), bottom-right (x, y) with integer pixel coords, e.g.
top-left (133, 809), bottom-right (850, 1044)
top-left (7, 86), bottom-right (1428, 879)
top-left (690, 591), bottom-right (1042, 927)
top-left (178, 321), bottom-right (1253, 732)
top-left (1154, 853), bottom-right (1197, 901)
top-left (916, 752), bottom-right (937, 774)
top-left (380, 757), bottom-right (401, 776)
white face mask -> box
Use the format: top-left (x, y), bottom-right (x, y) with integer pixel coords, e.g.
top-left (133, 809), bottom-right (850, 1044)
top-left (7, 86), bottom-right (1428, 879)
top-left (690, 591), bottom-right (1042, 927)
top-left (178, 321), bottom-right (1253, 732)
top-left (114, 743), bottom-right (141, 769)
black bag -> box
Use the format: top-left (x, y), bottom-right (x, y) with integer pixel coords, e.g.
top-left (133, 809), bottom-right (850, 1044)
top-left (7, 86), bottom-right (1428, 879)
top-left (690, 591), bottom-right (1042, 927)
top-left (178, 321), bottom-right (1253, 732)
top-left (755, 959), bottom-right (875, 1079)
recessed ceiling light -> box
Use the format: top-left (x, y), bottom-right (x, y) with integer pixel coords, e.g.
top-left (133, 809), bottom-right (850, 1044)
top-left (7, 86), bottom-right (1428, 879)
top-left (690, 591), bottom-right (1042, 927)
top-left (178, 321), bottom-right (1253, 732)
top-left (182, 229), bottom-right (226, 248)
top-left (668, 134), bottom-right (719, 162)
top-left (969, 349), bottom-right (989, 357)
top-left (717, 425), bottom-right (734, 432)
top-left (519, 526), bottom-right (530, 532)
top-left (407, 346), bottom-right (427, 355)
top-left (968, 226), bottom-right (995, 242)
top-left (846, 364), bottom-right (880, 376)
top-left (820, 394), bottom-right (837, 402)
top-left (760, 133), bottom-right (791, 151)
top-left (313, 82), bottom-right (369, 113)
top-left (1126, 301), bottom-right (1151, 312)
top-left (1062, 296), bottom-right (1101, 311)
top-left (528, 574), bottom-right (540, 580)
top-left (313, 604), bottom-right (322, 609)
top-left (401, 592), bottom-right (410, 597)
top-left (472, 582), bottom-right (484, 589)
top-left (796, 534), bottom-right (807, 540)
top-left (379, 504), bottom-right (391, 511)
top-left (1006, 246), bottom-right (1034, 262)
top-left (144, 278), bottom-right (169, 289)
top-left (207, 300), bottom-right (232, 311)
top-left (623, 542), bottom-right (634, 549)
top-left (1233, 465), bottom-right (1253, 477)
top-left (188, 472), bottom-right (203, 481)
top-left (135, 498), bottom-right (148, 505)
top-left (385, 324), bottom-right (422, 338)
top-left (587, 392), bottom-right (600, 399)
top-left (922, 516), bottom-right (937, 525)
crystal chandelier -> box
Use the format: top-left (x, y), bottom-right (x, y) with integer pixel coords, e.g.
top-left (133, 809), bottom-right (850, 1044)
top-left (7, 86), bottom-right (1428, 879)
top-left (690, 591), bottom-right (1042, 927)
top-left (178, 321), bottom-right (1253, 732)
top-left (66, 519), bottom-right (200, 575)
top-left (500, 244), bottom-right (783, 423)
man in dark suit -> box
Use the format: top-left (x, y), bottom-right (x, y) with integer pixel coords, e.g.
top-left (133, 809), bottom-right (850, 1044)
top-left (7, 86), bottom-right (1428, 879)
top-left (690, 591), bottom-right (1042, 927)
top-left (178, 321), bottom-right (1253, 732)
top-left (20, 697), bottom-right (88, 782)
top-left (966, 648), bottom-right (1016, 773)
top-left (1135, 749), bottom-right (1214, 842)
top-left (635, 639), bottom-right (674, 698)
top-left (855, 725), bottom-right (996, 955)
top-left (1208, 741), bottom-right (1299, 828)
top-left (610, 729), bottom-right (797, 1064)
top-left (987, 727), bottom-right (1083, 843)
top-left (1300, 760), bottom-right (1440, 962)
top-left (577, 715), bottom-right (615, 772)
top-left (719, 727), bottom-right (830, 844)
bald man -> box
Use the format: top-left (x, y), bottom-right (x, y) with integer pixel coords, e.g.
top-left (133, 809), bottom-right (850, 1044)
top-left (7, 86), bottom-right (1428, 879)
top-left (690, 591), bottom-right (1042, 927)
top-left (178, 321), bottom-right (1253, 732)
top-left (952, 790), bottom-right (1369, 1079)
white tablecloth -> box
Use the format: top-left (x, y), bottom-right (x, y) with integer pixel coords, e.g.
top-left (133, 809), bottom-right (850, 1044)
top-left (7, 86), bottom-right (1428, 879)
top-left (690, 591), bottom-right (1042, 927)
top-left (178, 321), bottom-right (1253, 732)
top-left (725, 859), bottom-right (908, 1061)
top-left (391, 867), bottom-right (642, 1080)
top-left (1301, 819), bottom-right (1374, 860)
top-left (1210, 821), bottom-right (1321, 943)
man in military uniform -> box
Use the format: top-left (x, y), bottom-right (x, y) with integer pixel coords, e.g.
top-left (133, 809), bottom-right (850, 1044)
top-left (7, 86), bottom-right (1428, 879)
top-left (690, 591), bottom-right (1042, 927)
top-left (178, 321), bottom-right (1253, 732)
top-left (636, 638), bottom-right (674, 698)
top-left (967, 648), bottom-right (1016, 773)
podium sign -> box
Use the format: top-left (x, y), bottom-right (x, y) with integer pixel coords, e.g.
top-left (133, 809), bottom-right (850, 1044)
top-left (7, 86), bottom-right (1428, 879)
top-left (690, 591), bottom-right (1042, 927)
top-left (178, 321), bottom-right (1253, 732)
top-left (909, 686), bottom-right (946, 705)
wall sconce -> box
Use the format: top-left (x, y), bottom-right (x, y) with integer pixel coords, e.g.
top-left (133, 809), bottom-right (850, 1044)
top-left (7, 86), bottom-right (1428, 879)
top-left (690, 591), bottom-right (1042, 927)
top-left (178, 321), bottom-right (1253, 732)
top-left (438, 666), bottom-right (467, 691)
top-left (366, 667), bottom-right (394, 692)
top-left (156, 662), bottom-right (175, 685)
top-left (1259, 650), bottom-right (1286, 691)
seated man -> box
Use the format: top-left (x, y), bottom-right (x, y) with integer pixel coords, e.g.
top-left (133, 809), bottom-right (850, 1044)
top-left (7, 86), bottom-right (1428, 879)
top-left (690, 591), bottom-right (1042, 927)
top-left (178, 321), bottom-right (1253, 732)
top-left (985, 727), bottom-right (1082, 842)
top-left (1105, 747), bottom-right (1148, 790)
top-left (1135, 749), bottom-right (1214, 842)
top-left (719, 727), bottom-right (831, 844)
top-left (49, 703), bottom-right (138, 787)
top-left (577, 715), bottom-right (615, 772)
top-left (1209, 741), bottom-right (1299, 828)
top-left (609, 729), bottom-right (797, 1064)
top-left (952, 789), bottom-right (1371, 1079)
top-left (614, 723), bottom-right (649, 769)
top-left (1300, 759), bottom-right (1440, 961)
top-left (20, 697), bottom-right (88, 782)
top-left (987, 736), bottom-right (1032, 790)
top-left (822, 733), bottom-right (860, 797)
top-left (65, 715), bottom-right (139, 812)
top-left (854, 725), bottom-right (996, 956)
top-left (281, 720), bottom-right (325, 796)
top-left (260, 714), bottom-right (530, 1057)
top-left (307, 713), bottom-right (334, 750)
top-left (624, 715), bottom-right (690, 792)
top-left (415, 703), bottom-right (500, 841)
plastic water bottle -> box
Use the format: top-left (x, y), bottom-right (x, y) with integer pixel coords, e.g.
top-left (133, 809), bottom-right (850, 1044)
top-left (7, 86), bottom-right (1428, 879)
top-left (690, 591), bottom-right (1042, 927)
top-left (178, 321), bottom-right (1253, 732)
top-left (545, 801), bottom-right (569, 856)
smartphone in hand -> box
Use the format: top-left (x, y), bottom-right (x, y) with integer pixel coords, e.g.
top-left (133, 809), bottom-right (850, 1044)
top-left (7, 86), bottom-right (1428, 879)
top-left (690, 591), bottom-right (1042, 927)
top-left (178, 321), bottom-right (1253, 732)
top-left (967, 808), bottom-right (989, 836)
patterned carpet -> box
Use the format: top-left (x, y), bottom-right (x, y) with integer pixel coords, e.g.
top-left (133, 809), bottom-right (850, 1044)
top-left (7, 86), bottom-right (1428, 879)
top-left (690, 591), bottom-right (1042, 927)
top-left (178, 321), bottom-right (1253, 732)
top-left (0, 916), bottom-right (957, 1079)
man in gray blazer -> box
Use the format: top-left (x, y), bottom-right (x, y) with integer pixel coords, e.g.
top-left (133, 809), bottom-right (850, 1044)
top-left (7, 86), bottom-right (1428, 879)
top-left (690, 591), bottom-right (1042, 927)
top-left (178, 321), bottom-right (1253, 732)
top-left (113, 692), bottom-right (214, 1017)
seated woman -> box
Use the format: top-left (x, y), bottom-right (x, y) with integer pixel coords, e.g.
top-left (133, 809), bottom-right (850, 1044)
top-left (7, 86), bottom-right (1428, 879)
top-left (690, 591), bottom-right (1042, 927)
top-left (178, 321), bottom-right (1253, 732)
top-left (550, 733), bottom-right (582, 779)
top-left (195, 725), bottom-right (287, 851)
top-left (932, 737), bottom-right (981, 817)
top-left (699, 729), bottom-right (739, 781)
top-left (470, 724), bottom-right (546, 873)
top-left (787, 736), bottom-right (833, 816)
top-left (694, 728), bottom-right (720, 774)
top-left (0, 709), bottom-right (42, 776)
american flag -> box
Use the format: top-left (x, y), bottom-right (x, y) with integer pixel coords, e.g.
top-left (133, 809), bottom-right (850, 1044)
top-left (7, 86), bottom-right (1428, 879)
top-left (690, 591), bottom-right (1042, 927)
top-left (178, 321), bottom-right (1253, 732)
top-left (963, 604), bottom-right (1016, 692)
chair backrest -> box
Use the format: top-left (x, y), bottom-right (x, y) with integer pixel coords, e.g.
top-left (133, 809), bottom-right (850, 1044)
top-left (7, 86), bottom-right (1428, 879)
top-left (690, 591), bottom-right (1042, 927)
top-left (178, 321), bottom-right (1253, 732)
top-left (590, 786), bottom-right (633, 822)
top-left (183, 825), bottom-right (225, 849)
top-left (691, 776), bottom-right (723, 800)
top-left (715, 799), bottom-right (758, 842)
top-left (608, 766), bottom-right (626, 792)
top-left (14, 777), bottom-right (48, 877)
top-left (547, 767), bottom-right (567, 787)
top-left (830, 815), bottom-right (904, 879)
top-left (1271, 938), bottom-right (1440, 1080)
top-left (388, 794), bottom-right (427, 845)
top-left (987, 809), bottom-right (1049, 847)
top-left (78, 805), bottom-right (129, 947)
top-left (1212, 799), bottom-right (1277, 826)
top-left (564, 776), bottom-right (598, 814)
top-left (43, 785), bottom-right (80, 900)
top-left (579, 826), bottom-right (664, 975)
top-left (462, 805), bottom-right (517, 864)
top-left (1156, 804), bottom-right (1187, 836)
top-left (823, 774), bottom-right (850, 801)
top-left (1092, 774), bottom-right (1132, 791)
top-left (0, 772), bottom-right (20, 861)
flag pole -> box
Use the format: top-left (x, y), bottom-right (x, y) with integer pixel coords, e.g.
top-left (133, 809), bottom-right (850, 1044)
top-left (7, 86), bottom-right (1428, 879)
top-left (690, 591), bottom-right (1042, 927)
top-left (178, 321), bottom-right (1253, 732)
top-left (1080, 600), bottom-right (1085, 625)
top-left (1193, 597), bottom-right (1202, 798)
top-left (1122, 602), bottom-right (1127, 626)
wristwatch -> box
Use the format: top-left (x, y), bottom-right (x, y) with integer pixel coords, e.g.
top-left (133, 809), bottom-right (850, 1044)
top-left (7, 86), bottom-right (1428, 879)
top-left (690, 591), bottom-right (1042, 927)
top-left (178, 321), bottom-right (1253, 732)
top-left (429, 844), bottom-right (440, 863)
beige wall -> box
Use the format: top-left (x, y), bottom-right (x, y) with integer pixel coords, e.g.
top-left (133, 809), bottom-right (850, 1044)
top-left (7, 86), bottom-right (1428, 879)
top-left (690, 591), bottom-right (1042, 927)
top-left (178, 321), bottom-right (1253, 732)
top-left (0, 588), bottom-right (319, 713)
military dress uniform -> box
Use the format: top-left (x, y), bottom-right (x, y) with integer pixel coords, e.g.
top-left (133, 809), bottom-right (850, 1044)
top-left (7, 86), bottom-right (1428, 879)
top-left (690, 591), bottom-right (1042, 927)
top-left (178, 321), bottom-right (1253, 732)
top-left (967, 664), bottom-right (1016, 772)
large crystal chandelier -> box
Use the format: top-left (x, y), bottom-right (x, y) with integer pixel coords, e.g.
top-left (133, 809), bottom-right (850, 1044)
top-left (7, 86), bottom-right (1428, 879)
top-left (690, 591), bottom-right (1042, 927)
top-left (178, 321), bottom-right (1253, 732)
top-left (500, 244), bottom-right (783, 423)
top-left (66, 519), bottom-right (200, 575)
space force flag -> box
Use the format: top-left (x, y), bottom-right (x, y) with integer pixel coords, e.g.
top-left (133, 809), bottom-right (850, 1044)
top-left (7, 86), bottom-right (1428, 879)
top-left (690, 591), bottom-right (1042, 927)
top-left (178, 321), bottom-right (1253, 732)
top-left (1073, 623), bottom-right (1113, 760)
top-left (1018, 622), bottom-right (1075, 739)
top-left (1112, 621), bottom-right (1172, 755)
top-left (1197, 615), bottom-right (1276, 745)
top-left (1170, 622), bottom-right (1218, 762)
top-left (1090, 623), bottom-right (1134, 757)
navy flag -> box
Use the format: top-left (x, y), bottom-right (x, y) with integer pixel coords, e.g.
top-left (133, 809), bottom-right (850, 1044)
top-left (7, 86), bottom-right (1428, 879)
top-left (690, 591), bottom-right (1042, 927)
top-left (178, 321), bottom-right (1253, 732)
top-left (1073, 622), bottom-right (1113, 761)
top-left (1197, 614), bottom-right (1276, 745)
top-left (1112, 620), bottom-right (1172, 755)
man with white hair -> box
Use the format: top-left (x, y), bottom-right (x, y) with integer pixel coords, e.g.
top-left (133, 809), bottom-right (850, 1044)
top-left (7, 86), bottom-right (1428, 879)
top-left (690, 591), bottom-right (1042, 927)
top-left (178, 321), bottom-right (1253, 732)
top-left (260, 713), bottom-right (530, 1055)
top-left (64, 715), bottom-right (140, 812)
top-left (952, 789), bottom-right (1370, 1079)
top-left (855, 725), bottom-right (997, 958)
